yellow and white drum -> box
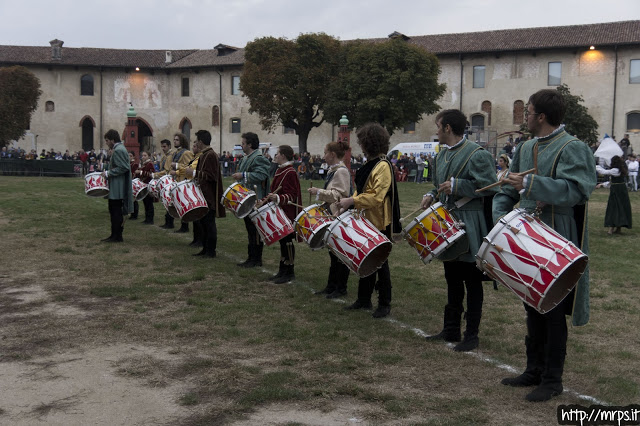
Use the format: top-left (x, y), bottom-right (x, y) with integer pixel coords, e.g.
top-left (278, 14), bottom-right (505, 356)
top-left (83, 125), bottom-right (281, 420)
top-left (476, 209), bottom-right (588, 314)
top-left (402, 202), bottom-right (467, 264)
top-left (294, 204), bottom-right (333, 250)
top-left (221, 182), bottom-right (256, 219)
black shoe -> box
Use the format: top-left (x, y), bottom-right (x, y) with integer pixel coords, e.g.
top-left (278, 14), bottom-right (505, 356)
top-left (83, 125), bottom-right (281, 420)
top-left (326, 289), bottom-right (347, 299)
top-left (453, 335), bottom-right (479, 352)
top-left (129, 215), bottom-right (138, 220)
top-left (174, 228), bottom-right (189, 233)
top-left (142, 220), bottom-right (154, 225)
top-left (206, 252), bottom-right (216, 258)
top-left (189, 240), bottom-right (203, 247)
top-left (192, 250), bottom-right (206, 257)
top-left (425, 330), bottom-right (461, 343)
top-left (501, 373), bottom-right (542, 387)
top-left (273, 274), bottom-right (294, 284)
top-left (101, 236), bottom-right (115, 242)
top-left (314, 287), bottom-right (332, 295)
top-left (237, 260), bottom-right (262, 268)
top-left (372, 305), bottom-right (390, 318)
top-left (525, 383), bottom-right (563, 402)
top-left (344, 300), bottom-right (372, 310)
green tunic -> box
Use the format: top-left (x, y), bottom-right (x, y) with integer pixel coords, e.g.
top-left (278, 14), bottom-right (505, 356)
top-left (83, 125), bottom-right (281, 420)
top-left (492, 129), bottom-right (597, 326)
top-left (236, 150), bottom-right (271, 199)
top-left (107, 142), bottom-right (134, 214)
top-left (428, 138), bottom-right (498, 263)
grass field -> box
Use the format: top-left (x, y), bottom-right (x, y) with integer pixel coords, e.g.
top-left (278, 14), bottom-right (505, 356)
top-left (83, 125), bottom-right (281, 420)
top-left (0, 175), bottom-right (638, 425)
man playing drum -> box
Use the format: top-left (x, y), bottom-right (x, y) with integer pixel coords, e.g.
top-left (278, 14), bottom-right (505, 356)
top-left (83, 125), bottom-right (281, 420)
top-left (192, 130), bottom-right (226, 258)
top-left (493, 89), bottom-right (596, 402)
top-left (421, 109), bottom-right (498, 352)
top-left (232, 132), bottom-right (271, 268)
top-left (101, 129), bottom-right (134, 243)
top-left (170, 133), bottom-right (194, 234)
top-left (337, 123), bottom-right (402, 319)
top-left (153, 139), bottom-right (175, 229)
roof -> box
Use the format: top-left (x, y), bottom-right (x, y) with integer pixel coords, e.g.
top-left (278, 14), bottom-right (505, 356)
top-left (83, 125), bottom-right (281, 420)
top-left (0, 20), bottom-right (638, 69)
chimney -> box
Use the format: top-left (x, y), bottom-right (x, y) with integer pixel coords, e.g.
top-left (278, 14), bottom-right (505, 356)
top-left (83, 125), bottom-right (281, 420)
top-left (165, 51), bottom-right (172, 64)
top-left (49, 39), bottom-right (64, 61)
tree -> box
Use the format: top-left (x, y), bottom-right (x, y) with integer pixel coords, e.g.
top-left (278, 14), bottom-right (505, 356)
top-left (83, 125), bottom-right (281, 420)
top-left (323, 38), bottom-right (446, 135)
top-left (0, 66), bottom-right (42, 147)
top-left (556, 84), bottom-right (599, 145)
top-left (520, 84), bottom-right (599, 145)
top-left (240, 33), bottom-right (341, 154)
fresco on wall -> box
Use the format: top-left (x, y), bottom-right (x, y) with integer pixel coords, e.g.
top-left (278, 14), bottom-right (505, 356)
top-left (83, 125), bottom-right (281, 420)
top-left (114, 76), bottom-right (163, 109)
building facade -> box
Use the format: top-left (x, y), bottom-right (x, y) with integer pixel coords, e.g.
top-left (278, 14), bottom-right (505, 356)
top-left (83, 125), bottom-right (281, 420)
top-left (1, 21), bottom-right (639, 156)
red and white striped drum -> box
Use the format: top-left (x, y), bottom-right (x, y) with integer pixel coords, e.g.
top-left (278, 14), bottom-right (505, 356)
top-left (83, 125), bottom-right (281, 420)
top-left (323, 211), bottom-right (392, 278)
top-left (171, 180), bottom-right (209, 222)
top-left (147, 179), bottom-right (160, 198)
top-left (156, 175), bottom-right (174, 193)
top-left (221, 182), bottom-right (256, 219)
top-left (132, 178), bottom-right (148, 201)
top-left (476, 209), bottom-right (588, 314)
top-left (294, 203), bottom-right (333, 250)
top-left (249, 201), bottom-right (294, 246)
top-left (84, 172), bottom-right (109, 197)
top-left (160, 181), bottom-right (180, 219)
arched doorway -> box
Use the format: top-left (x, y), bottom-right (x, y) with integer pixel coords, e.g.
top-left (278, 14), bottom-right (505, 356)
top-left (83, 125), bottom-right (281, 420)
top-left (81, 117), bottom-right (94, 151)
top-left (136, 118), bottom-right (154, 154)
top-left (179, 117), bottom-right (192, 141)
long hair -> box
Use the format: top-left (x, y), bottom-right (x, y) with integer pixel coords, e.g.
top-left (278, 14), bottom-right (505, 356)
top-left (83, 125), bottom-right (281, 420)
top-left (610, 155), bottom-right (628, 177)
top-left (356, 123), bottom-right (390, 158)
top-left (326, 140), bottom-right (348, 160)
top-left (173, 133), bottom-right (189, 149)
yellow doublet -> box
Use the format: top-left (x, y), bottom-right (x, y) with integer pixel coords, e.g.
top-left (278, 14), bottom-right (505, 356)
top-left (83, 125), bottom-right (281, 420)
top-left (153, 149), bottom-right (175, 179)
top-left (176, 152), bottom-right (201, 181)
top-left (353, 160), bottom-right (392, 231)
top-left (173, 149), bottom-right (194, 182)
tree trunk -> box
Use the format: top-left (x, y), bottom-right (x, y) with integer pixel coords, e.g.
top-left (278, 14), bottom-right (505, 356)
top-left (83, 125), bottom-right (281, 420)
top-left (297, 128), bottom-right (310, 154)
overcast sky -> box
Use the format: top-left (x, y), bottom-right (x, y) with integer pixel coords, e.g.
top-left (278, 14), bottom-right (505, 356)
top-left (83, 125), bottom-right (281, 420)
top-left (1, 0), bottom-right (638, 50)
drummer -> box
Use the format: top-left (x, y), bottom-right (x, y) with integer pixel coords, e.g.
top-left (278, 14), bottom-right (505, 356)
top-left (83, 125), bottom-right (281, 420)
top-left (175, 140), bottom-right (203, 248)
top-left (135, 151), bottom-right (156, 224)
top-left (494, 89), bottom-right (596, 402)
top-left (170, 133), bottom-right (194, 234)
top-left (192, 130), bottom-right (226, 258)
top-left (308, 140), bottom-right (352, 298)
top-left (421, 109), bottom-right (498, 352)
top-left (337, 123), bottom-right (402, 319)
top-left (261, 145), bottom-right (302, 283)
top-left (152, 139), bottom-right (175, 229)
top-left (129, 151), bottom-right (140, 220)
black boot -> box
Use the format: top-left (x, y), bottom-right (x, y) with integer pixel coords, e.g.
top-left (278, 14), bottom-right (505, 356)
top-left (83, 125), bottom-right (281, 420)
top-left (237, 245), bottom-right (254, 267)
top-left (454, 311), bottom-right (481, 352)
top-left (253, 243), bottom-right (263, 267)
top-left (273, 264), bottom-right (294, 284)
top-left (501, 336), bottom-right (544, 387)
top-left (269, 261), bottom-right (286, 281)
top-left (130, 201), bottom-right (139, 219)
top-left (426, 304), bottom-right (462, 342)
top-left (526, 368), bottom-right (563, 402)
top-left (175, 222), bottom-right (189, 233)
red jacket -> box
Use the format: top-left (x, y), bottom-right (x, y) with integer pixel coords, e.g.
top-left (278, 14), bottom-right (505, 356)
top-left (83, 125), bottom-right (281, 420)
top-left (268, 164), bottom-right (302, 221)
top-left (138, 160), bottom-right (155, 183)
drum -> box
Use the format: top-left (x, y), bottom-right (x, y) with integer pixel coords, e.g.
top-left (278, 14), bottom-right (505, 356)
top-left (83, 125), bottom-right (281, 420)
top-left (402, 202), bottom-right (467, 264)
top-left (148, 179), bottom-right (160, 198)
top-left (221, 182), bottom-right (256, 218)
top-left (323, 211), bottom-right (392, 278)
top-left (171, 180), bottom-right (209, 222)
top-left (160, 181), bottom-right (180, 219)
top-left (476, 209), bottom-right (588, 314)
top-left (156, 175), bottom-right (174, 194)
top-left (249, 201), bottom-right (294, 246)
top-left (132, 178), bottom-right (148, 201)
top-left (84, 172), bottom-right (109, 197)
top-left (294, 204), bottom-right (333, 250)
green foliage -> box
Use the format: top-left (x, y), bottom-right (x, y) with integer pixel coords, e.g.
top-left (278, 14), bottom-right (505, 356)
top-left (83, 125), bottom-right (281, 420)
top-left (324, 38), bottom-right (446, 135)
top-left (241, 33), bottom-right (341, 153)
top-left (0, 66), bottom-right (42, 147)
top-left (556, 84), bottom-right (599, 145)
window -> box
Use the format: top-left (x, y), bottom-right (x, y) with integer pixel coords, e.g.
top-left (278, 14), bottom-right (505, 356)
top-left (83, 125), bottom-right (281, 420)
top-left (513, 100), bottom-right (525, 125)
top-left (471, 114), bottom-right (485, 130)
top-left (630, 60), bottom-right (640, 84)
top-left (283, 126), bottom-right (295, 135)
top-left (473, 66), bottom-right (485, 88)
top-left (45, 101), bottom-right (55, 112)
top-left (180, 118), bottom-right (191, 141)
top-left (181, 77), bottom-right (190, 97)
top-left (481, 101), bottom-right (492, 126)
top-left (212, 105), bottom-right (220, 127)
top-left (403, 122), bottom-right (416, 134)
top-left (232, 76), bottom-right (241, 95)
top-left (548, 62), bottom-right (562, 86)
top-left (627, 112), bottom-right (640, 132)
top-left (231, 118), bottom-right (241, 133)
top-left (80, 74), bottom-right (94, 96)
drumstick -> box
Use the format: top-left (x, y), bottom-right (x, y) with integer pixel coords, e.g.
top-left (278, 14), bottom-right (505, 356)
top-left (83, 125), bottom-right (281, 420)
top-left (309, 182), bottom-right (313, 205)
top-left (400, 206), bottom-right (424, 223)
top-left (287, 201), bottom-right (306, 209)
top-left (272, 184), bottom-right (282, 194)
top-left (475, 168), bottom-right (536, 193)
